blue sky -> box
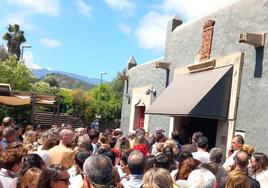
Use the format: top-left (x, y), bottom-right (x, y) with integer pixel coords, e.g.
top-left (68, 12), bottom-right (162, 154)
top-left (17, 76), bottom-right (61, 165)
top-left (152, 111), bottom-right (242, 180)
top-left (0, 0), bottom-right (234, 81)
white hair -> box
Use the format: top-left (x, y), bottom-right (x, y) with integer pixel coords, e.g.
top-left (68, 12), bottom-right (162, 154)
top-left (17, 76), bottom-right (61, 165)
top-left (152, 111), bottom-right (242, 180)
top-left (187, 169), bottom-right (216, 188)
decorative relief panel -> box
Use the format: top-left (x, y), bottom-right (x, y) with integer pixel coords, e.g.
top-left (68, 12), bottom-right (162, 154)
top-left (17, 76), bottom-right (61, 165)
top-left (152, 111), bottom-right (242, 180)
top-left (199, 19), bottom-right (216, 61)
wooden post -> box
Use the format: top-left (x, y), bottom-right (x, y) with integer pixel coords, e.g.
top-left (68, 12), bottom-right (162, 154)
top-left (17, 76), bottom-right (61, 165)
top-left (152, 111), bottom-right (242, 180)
top-left (31, 94), bottom-right (36, 124)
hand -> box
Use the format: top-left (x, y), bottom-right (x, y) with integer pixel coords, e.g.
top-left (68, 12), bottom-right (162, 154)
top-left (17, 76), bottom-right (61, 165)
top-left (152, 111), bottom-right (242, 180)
top-left (228, 147), bottom-right (234, 157)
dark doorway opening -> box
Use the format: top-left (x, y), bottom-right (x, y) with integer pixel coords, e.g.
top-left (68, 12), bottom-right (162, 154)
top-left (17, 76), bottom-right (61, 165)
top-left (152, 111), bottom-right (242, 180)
top-left (180, 117), bottom-right (218, 150)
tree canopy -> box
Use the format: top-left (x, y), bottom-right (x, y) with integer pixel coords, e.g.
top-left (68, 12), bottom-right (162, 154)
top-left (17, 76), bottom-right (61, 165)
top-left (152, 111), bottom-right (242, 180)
top-left (0, 56), bottom-right (34, 91)
top-left (3, 24), bottom-right (26, 60)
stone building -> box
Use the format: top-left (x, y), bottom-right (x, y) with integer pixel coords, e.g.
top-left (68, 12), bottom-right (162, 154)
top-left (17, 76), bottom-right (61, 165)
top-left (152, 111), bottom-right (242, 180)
top-left (120, 0), bottom-right (268, 154)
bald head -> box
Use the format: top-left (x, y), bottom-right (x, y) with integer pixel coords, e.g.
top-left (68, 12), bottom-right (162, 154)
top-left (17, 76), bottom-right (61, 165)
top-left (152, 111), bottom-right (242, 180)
top-left (127, 150), bottom-right (146, 175)
top-left (59, 129), bottom-right (74, 138)
top-left (59, 129), bottom-right (74, 147)
top-left (2, 117), bottom-right (13, 127)
top-left (234, 150), bottom-right (249, 170)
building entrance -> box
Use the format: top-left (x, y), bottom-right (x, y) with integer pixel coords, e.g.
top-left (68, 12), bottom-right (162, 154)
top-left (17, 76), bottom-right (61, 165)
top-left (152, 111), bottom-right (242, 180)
top-left (179, 117), bottom-right (218, 149)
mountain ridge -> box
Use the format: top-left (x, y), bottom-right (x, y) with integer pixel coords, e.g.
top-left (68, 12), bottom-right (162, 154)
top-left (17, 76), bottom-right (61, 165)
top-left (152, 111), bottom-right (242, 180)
top-left (31, 68), bottom-right (101, 85)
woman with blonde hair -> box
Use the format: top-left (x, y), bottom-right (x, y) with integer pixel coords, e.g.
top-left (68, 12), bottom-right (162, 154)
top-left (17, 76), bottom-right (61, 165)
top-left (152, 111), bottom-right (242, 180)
top-left (20, 167), bottom-right (42, 188)
top-left (143, 168), bottom-right (174, 188)
top-left (23, 130), bottom-right (38, 153)
top-left (164, 139), bottom-right (179, 156)
top-left (225, 170), bottom-right (250, 188)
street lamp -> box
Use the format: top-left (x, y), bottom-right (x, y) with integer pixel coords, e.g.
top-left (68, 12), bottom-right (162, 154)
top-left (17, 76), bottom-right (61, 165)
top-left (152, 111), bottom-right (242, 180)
top-left (98, 72), bottom-right (107, 118)
top-left (21, 44), bottom-right (32, 59)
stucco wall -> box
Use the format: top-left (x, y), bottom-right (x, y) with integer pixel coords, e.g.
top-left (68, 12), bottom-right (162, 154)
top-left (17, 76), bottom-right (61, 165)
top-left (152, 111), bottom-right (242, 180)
top-left (121, 0), bottom-right (268, 153)
top-left (164, 0), bottom-right (268, 153)
top-left (120, 60), bottom-right (170, 134)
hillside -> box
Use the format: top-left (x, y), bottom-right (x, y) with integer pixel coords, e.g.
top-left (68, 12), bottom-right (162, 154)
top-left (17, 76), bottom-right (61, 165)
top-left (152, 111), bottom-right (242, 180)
top-left (31, 68), bottom-right (101, 85)
top-left (40, 73), bottom-right (95, 90)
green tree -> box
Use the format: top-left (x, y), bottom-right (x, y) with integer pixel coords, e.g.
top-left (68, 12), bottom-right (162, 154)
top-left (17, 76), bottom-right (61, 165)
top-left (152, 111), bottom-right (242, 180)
top-left (110, 71), bottom-right (124, 100)
top-left (0, 55), bottom-right (34, 122)
top-left (31, 82), bottom-right (60, 95)
top-left (61, 89), bottom-right (94, 123)
top-left (0, 56), bottom-right (34, 90)
top-left (3, 24), bottom-right (26, 59)
top-left (90, 82), bottom-right (122, 121)
top-left (43, 76), bottom-right (60, 88)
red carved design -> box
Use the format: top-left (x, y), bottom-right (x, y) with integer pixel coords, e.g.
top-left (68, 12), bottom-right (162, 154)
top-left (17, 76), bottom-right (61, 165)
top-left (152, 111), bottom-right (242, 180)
top-left (199, 20), bottom-right (215, 61)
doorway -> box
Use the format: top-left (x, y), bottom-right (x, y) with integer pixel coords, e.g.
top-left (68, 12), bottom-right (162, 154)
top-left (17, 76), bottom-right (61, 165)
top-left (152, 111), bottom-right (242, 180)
top-left (179, 117), bottom-right (218, 149)
top-left (133, 106), bottom-right (145, 129)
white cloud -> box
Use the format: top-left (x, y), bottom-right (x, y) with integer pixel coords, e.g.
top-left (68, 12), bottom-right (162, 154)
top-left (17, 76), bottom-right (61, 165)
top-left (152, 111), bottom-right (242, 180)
top-left (23, 51), bottom-right (43, 69)
top-left (118, 23), bottom-right (131, 35)
top-left (40, 38), bottom-right (62, 48)
top-left (134, 0), bottom-right (236, 52)
top-left (6, 0), bottom-right (61, 16)
top-left (104, 0), bottom-right (134, 14)
top-left (75, 0), bottom-right (92, 18)
top-left (135, 11), bottom-right (171, 51)
top-left (1, 12), bottom-right (35, 31)
top-left (162, 0), bottom-right (236, 20)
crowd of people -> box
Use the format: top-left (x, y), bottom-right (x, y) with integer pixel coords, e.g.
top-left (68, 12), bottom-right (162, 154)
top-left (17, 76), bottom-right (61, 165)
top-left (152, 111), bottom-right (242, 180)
top-left (0, 116), bottom-right (267, 188)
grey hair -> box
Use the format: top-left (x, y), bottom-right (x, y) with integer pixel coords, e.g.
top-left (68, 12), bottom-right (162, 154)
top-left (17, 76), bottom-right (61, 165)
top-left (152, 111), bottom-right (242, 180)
top-left (3, 127), bottom-right (16, 137)
top-left (209, 148), bottom-right (223, 164)
top-left (83, 154), bottom-right (113, 187)
top-left (187, 169), bottom-right (216, 188)
top-left (77, 134), bottom-right (90, 146)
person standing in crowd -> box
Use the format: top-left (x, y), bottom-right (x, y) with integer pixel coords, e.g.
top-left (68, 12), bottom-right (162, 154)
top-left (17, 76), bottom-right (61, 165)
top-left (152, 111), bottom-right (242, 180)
top-left (1, 117), bottom-right (15, 128)
top-left (223, 135), bottom-right (244, 172)
top-left (0, 148), bottom-right (24, 188)
top-left (150, 128), bottom-right (166, 155)
top-left (23, 130), bottom-right (38, 153)
top-left (1, 127), bottom-right (17, 150)
top-left (16, 153), bottom-right (44, 187)
top-left (49, 129), bottom-right (75, 169)
top-left (208, 148), bottom-right (227, 183)
top-left (143, 168), bottom-right (174, 188)
top-left (89, 129), bottom-right (100, 155)
top-left (182, 131), bottom-right (203, 153)
top-left (69, 152), bottom-right (91, 188)
top-left (123, 150), bottom-right (146, 188)
top-left (37, 164), bottom-right (70, 188)
top-left (187, 168), bottom-right (216, 188)
top-left (154, 153), bottom-right (171, 171)
top-left (192, 136), bottom-right (210, 163)
top-left (221, 150), bottom-right (260, 188)
top-left (19, 168), bottom-right (41, 188)
top-left (83, 154), bottom-right (114, 188)
top-left (251, 152), bottom-right (268, 187)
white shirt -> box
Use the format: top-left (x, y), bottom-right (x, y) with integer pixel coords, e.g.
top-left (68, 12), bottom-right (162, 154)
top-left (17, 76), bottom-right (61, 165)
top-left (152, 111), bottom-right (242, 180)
top-left (192, 151), bottom-right (210, 163)
top-left (223, 150), bottom-right (238, 169)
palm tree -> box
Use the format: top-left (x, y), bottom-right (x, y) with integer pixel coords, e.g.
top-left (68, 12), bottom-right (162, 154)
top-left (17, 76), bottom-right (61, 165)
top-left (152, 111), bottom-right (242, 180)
top-left (3, 24), bottom-right (26, 59)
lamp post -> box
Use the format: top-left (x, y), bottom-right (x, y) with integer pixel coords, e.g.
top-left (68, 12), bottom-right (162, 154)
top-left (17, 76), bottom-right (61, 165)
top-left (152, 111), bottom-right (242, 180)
top-left (21, 44), bottom-right (32, 59)
top-left (98, 72), bottom-right (107, 118)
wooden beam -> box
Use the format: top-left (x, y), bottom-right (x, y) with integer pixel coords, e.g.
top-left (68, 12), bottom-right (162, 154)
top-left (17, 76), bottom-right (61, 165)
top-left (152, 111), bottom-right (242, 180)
top-left (239, 33), bottom-right (266, 48)
top-left (155, 62), bottom-right (170, 70)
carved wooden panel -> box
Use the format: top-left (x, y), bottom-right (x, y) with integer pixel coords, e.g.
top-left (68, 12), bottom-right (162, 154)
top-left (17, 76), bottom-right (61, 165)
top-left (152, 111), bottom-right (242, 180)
top-left (199, 20), bottom-right (215, 61)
